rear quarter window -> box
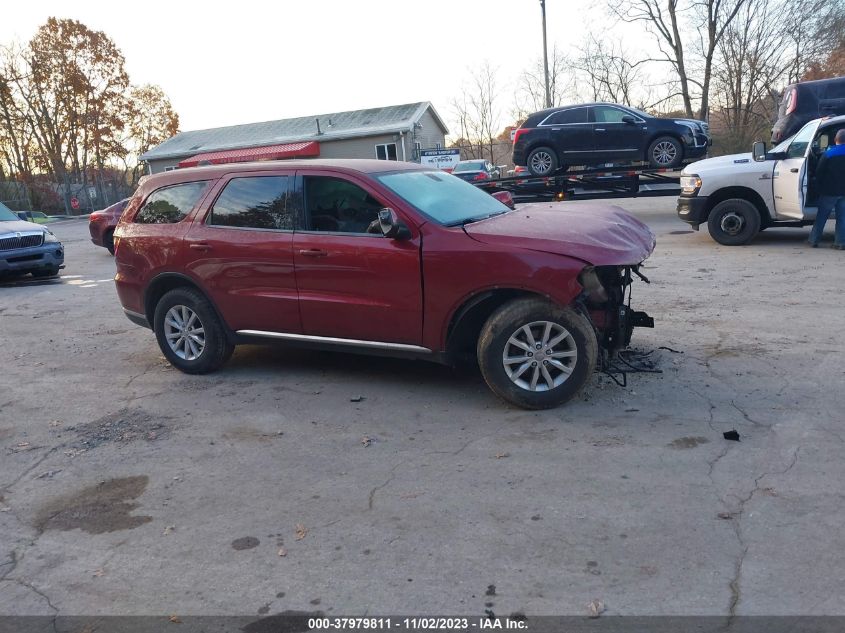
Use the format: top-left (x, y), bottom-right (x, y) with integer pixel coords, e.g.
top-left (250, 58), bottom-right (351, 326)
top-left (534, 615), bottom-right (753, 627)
top-left (135, 181), bottom-right (209, 224)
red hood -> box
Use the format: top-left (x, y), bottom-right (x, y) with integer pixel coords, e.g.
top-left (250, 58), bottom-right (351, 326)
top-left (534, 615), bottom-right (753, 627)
top-left (463, 202), bottom-right (656, 265)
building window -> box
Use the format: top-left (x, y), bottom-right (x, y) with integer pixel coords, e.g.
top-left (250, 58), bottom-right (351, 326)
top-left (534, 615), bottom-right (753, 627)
top-left (375, 143), bottom-right (398, 161)
top-left (164, 166), bottom-right (177, 172)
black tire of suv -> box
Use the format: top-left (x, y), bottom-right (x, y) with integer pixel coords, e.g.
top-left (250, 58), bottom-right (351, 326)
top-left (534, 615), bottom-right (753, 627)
top-left (153, 287), bottom-right (234, 374)
top-left (105, 230), bottom-right (115, 255)
top-left (707, 198), bottom-right (761, 246)
top-left (526, 147), bottom-right (559, 176)
top-left (477, 298), bottom-right (598, 410)
top-left (647, 136), bottom-right (683, 169)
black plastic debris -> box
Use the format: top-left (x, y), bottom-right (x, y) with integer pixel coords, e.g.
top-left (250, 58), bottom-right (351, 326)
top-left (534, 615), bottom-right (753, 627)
top-left (723, 430), bottom-right (740, 442)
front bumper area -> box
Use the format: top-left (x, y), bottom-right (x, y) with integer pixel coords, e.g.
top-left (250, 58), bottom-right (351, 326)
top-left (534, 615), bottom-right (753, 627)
top-left (677, 195), bottom-right (709, 227)
top-left (0, 243), bottom-right (65, 275)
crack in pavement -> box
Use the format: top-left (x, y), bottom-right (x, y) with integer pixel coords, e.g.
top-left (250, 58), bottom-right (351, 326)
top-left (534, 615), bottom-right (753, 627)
top-left (368, 463), bottom-right (403, 511)
top-left (725, 446), bottom-right (801, 617)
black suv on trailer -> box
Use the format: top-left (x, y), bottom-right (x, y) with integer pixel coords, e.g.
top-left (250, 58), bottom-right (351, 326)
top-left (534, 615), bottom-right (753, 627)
top-left (512, 103), bottom-right (710, 175)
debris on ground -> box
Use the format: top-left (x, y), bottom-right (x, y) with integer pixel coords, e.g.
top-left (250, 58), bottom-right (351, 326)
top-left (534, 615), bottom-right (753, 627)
top-left (169, 615), bottom-right (182, 623)
top-left (495, 452), bottom-right (510, 459)
top-left (35, 470), bottom-right (62, 479)
top-left (717, 512), bottom-right (734, 520)
top-left (295, 524), bottom-right (308, 540)
top-left (70, 408), bottom-right (169, 450)
top-left (723, 430), bottom-right (740, 442)
top-left (162, 525), bottom-right (175, 536)
top-left (350, 396), bottom-right (365, 403)
top-left (361, 436), bottom-right (372, 447)
top-left (277, 547), bottom-right (287, 557)
top-left (92, 568), bottom-right (105, 577)
top-left (658, 346), bottom-right (684, 354)
top-left (588, 599), bottom-right (606, 618)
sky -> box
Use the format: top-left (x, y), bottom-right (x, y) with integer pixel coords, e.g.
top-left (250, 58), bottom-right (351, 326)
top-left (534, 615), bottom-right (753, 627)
top-left (2, 0), bottom-right (607, 134)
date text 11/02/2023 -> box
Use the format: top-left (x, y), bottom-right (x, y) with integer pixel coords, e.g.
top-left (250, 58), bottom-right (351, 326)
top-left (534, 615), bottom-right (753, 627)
top-left (307, 617), bottom-right (528, 630)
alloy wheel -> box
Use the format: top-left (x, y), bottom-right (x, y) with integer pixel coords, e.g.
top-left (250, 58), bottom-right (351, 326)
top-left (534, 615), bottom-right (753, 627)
top-left (502, 320), bottom-right (577, 392)
top-left (163, 305), bottom-right (206, 361)
top-left (652, 141), bottom-right (678, 166)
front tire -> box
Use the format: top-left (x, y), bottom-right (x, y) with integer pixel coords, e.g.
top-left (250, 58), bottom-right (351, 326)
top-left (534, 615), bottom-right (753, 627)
top-left (477, 298), bottom-right (598, 410)
top-left (647, 136), bottom-right (683, 169)
top-left (526, 147), bottom-right (559, 176)
top-left (153, 287), bottom-right (233, 374)
top-left (707, 199), bottom-right (761, 245)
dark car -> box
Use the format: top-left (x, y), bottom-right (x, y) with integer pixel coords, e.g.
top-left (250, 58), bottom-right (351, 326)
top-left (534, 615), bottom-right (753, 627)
top-left (451, 159), bottom-right (500, 182)
top-left (89, 198), bottom-right (129, 254)
top-left (113, 159), bottom-right (655, 410)
top-left (512, 103), bottom-right (710, 175)
top-left (0, 202), bottom-right (64, 279)
top-left (771, 76), bottom-right (845, 143)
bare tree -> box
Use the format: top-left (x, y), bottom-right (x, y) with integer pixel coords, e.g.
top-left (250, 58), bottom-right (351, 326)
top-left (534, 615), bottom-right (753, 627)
top-left (450, 62), bottom-right (502, 164)
top-left (609, 0), bottom-right (749, 119)
top-left (572, 36), bottom-right (652, 107)
top-left (513, 46), bottom-right (572, 120)
top-left (609, 0), bottom-right (696, 116)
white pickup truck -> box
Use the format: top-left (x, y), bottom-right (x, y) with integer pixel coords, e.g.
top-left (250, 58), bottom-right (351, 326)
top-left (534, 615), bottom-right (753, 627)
top-left (677, 115), bottom-right (845, 244)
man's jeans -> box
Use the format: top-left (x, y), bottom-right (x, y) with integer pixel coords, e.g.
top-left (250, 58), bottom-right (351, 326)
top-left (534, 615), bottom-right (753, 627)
top-left (809, 195), bottom-right (845, 245)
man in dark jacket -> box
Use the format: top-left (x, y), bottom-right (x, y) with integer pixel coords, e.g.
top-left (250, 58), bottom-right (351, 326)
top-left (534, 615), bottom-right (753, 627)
top-left (810, 129), bottom-right (845, 249)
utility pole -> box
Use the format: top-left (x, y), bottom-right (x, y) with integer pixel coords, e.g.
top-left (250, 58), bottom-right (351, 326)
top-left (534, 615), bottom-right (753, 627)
top-left (540, 0), bottom-right (551, 109)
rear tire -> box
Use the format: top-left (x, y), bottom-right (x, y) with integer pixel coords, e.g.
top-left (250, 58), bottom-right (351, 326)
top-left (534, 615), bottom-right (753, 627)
top-left (153, 287), bottom-right (233, 374)
top-left (707, 199), bottom-right (761, 245)
top-left (526, 147), bottom-right (559, 176)
top-left (477, 298), bottom-right (597, 410)
top-left (647, 136), bottom-right (683, 169)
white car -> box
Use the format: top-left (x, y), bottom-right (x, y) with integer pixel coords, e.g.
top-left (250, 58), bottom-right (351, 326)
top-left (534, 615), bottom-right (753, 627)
top-left (677, 115), bottom-right (845, 244)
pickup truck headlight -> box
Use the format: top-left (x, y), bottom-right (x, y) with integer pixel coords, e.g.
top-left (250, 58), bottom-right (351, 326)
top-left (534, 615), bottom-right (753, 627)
top-left (680, 174), bottom-right (702, 196)
top-left (43, 229), bottom-right (60, 243)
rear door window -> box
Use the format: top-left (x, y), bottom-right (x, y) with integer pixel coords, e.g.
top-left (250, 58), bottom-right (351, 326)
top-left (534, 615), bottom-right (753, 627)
top-left (543, 108), bottom-right (588, 125)
top-left (135, 181), bottom-right (208, 224)
top-left (209, 176), bottom-right (293, 230)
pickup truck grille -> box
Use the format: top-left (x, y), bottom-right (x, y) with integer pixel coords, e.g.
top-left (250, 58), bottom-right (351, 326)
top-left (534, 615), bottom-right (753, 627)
top-left (0, 233), bottom-right (44, 251)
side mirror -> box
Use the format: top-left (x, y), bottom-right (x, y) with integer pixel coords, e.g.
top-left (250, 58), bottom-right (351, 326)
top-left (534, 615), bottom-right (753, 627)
top-left (621, 115), bottom-right (636, 124)
top-left (378, 208), bottom-right (411, 240)
top-left (752, 141), bottom-right (767, 162)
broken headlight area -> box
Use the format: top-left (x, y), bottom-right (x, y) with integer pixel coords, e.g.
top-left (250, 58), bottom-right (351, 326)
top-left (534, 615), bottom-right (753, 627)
top-left (578, 265), bottom-right (654, 359)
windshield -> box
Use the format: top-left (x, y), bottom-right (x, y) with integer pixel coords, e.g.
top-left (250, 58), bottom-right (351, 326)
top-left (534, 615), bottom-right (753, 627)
top-left (375, 170), bottom-right (510, 226)
top-left (0, 202), bottom-right (19, 222)
top-left (453, 161), bottom-right (484, 172)
top-left (771, 135), bottom-right (794, 154)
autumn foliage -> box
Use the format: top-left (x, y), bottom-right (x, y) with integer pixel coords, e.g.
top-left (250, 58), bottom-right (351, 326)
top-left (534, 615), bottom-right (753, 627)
top-left (0, 18), bottom-right (179, 213)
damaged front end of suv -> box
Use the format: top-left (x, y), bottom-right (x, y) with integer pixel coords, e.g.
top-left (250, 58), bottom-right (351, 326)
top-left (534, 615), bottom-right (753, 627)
top-left (578, 264), bottom-right (655, 366)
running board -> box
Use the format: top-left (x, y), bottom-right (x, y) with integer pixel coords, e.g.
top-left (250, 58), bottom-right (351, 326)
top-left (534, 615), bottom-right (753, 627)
top-left (236, 330), bottom-right (432, 354)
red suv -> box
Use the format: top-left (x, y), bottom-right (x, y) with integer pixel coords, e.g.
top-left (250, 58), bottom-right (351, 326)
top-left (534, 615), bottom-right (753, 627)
top-left (89, 198), bottom-right (129, 254)
top-left (114, 159), bottom-right (655, 409)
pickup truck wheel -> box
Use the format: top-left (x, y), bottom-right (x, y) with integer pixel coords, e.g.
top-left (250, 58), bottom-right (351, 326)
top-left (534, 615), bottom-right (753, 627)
top-left (526, 147), bottom-right (559, 176)
top-left (647, 136), bottom-right (683, 169)
top-left (707, 199), bottom-right (760, 245)
top-left (154, 287), bottom-right (233, 374)
top-left (477, 298), bottom-right (597, 410)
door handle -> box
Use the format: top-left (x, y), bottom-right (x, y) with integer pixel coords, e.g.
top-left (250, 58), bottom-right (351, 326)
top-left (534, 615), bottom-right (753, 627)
top-left (299, 249), bottom-right (328, 257)
top-left (189, 243), bottom-right (211, 252)
top-left (790, 168), bottom-right (799, 173)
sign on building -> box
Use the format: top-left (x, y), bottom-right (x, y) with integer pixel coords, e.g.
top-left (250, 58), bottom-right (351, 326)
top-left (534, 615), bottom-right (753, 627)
top-left (420, 148), bottom-right (460, 171)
